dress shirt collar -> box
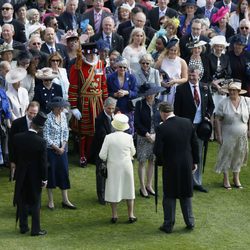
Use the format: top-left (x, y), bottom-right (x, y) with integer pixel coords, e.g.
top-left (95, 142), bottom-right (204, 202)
top-left (104, 110), bottom-right (113, 120)
top-left (166, 114), bottom-right (175, 120)
top-left (29, 128), bottom-right (38, 133)
top-left (103, 32), bottom-right (112, 40)
top-left (94, 9), bottom-right (102, 16)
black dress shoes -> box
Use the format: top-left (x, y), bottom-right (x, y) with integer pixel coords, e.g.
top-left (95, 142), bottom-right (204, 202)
top-left (20, 228), bottom-right (29, 234)
top-left (186, 224), bottom-right (195, 230)
top-left (194, 185), bottom-right (208, 193)
top-left (159, 225), bottom-right (173, 234)
top-left (128, 217), bottom-right (137, 223)
top-left (31, 230), bottom-right (47, 236)
top-left (139, 189), bottom-right (150, 198)
top-left (80, 157), bottom-right (87, 168)
top-left (62, 202), bottom-right (77, 209)
top-left (111, 217), bottom-right (118, 224)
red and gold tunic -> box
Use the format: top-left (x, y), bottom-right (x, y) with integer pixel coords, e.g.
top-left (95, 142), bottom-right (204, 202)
top-left (69, 59), bottom-right (108, 136)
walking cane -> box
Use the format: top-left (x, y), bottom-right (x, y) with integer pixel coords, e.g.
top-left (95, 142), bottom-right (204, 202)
top-left (154, 159), bottom-right (158, 213)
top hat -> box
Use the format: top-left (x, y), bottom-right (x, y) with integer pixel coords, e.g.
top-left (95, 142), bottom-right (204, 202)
top-left (81, 42), bottom-right (98, 54)
top-left (32, 111), bottom-right (47, 128)
top-left (196, 120), bottom-right (212, 141)
top-left (111, 113), bottom-right (130, 131)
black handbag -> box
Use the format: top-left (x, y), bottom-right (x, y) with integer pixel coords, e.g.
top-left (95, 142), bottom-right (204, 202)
top-left (100, 161), bottom-right (107, 179)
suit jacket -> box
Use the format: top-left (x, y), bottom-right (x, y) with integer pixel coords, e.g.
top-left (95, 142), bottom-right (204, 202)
top-left (122, 25), bottom-right (156, 47)
top-left (57, 11), bottom-right (82, 32)
top-left (0, 39), bottom-right (25, 51)
top-left (40, 43), bottom-right (69, 69)
top-left (0, 19), bottom-right (26, 43)
top-left (90, 32), bottom-right (124, 53)
top-left (13, 130), bottom-right (48, 205)
top-left (148, 7), bottom-right (178, 31)
top-left (117, 20), bottom-right (132, 36)
top-left (200, 6), bottom-right (218, 20)
top-left (180, 34), bottom-right (210, 60)
top-left (174, 81), bottom-right (214, 123)
top-left (134, 67), bottom-right (161, 87)
top-left (81, 10), bottom-right (112, 33)
top-left (214, 1), bottom-right (237, 12)
top-left (154, 116), bottom-right (199, 198)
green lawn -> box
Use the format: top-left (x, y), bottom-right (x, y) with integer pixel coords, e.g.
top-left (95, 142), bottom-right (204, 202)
top-left (0, 142), bottom-right (250, 250)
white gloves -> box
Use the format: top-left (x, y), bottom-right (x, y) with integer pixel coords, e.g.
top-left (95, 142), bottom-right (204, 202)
top-left (71, 108), bottom-right (82, 120)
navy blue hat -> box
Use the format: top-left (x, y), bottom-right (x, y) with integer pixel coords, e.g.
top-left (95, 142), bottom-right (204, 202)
top-left (32, 112), bottom-right (47, 128)
top-left (230, 35), bottom-right (247, 46)
top-left (47, 96), bottom-right (70, 108)
top-left (182, 0), bottom-right (197, 7)
top-left (96, 39), bottom-right (110, 51)
top-left (166, 38), bottom-right (179, 49)
top-left (138, 83), bottom-right (165, 97)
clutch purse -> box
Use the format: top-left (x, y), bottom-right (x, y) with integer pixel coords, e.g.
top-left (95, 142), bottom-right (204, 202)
top-left (100, 161), bottom-right (107, 179)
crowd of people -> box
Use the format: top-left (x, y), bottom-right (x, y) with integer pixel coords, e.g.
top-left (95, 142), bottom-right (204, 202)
top-left (0, 0), bottom-right (250, 236)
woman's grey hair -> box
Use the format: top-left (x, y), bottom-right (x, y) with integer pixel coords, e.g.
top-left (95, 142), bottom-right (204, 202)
top-left (139, 53), bottom-right (153, 66)
top-left (104, 97), bottom-right (117, 107)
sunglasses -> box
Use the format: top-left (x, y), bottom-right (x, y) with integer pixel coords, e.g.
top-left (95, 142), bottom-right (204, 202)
top-left (141, 62), bottom-right (150, 65)
top-left (119, 66), bottom-right (127, 69)
top-left (32, 42), bottom-right (41, 45)
top-left (240, 26), bottom-right (249, 30)
top-left (51, 59), bottom-right (60, 62)
top-left (53, 6), bottom-right (62, 10)
top-left (2, 7), bottom-right (12, 11)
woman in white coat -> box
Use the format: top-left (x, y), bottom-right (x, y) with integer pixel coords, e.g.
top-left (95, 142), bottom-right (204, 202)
top-left (6, 68), bottom-right (29, 121)
top-left (99, 113), bottom-right (137, 224)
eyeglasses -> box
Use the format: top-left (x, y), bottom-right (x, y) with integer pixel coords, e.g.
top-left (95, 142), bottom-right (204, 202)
top-left (51, 59), bottom-right (60, 62)
top-left (32, 42), bottom-right (41, 45)
top-left (141, 62), bottom-right (150, 65)
top-left (240, 26), bottom-right (249, 30)
top-left (2, 7), bottom-right (13, 11)
top-left (118, 66), bottom-right (127, 69)
top-left (53, 6), bottom-right (62, 10)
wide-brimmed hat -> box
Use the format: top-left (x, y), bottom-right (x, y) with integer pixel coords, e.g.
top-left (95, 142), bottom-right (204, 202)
top-left (81, 42), bottom-right (98, 54)
top-left (0, 43), bottom-right (14, 54)
top-left (211, 6), bottom-right (229, 24)
top-left (115, 56), bottom-right (128, 67)
top-left (188, 40), bottom-right (207, 48)
top-left (6, 67), bottom-right (27, 84)
top-left (221, 79), bottom-right (247, 94)
top-left (166, 38), bottom-right (179, 49)
top-left (96, 39), bottom-right (110, 51)
top-left (47, 96), bottom-right (70, 108)
top-left (138, 84), bottom-right (165, 97)
top-left (182, 0), bottom-right (197, 7)
top-left (210, 35), bottom-right (229, 47)
top-left (111, 113), bottom-right (130, 131)
top-left (196, 120), bottom-right (212, 141)
top-left (32, 111), bottom-right (47, 129)
top-left (35, 67), bottom-right (58, 80)
top-left (230, 35), bottom-right (248, 47)
top-left (27, 24), bottom-right (45, 38)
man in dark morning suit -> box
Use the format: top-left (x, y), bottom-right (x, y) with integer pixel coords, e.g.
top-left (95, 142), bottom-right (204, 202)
top-left (57, 0), bottom-right (82, 32)
top-left (179, 19), bottom-right (210, 60)
top-left (82, 0), bottom-right (112, 34)
top-left (9, 102), bottom-right (40, 181)
top-left (148, 0), bottom-right (178, 31)
top-left (122, 12), bottom-right (155, 47)
top-left (174, 66), bottom-right (214, 193)
top-left (91, 97), bottom-right (117, 205)
top-left (214, 0), bottom-right (236, 13)
top-left (200, 0), bottom-right (218, 21)
top-left (40, 27), bottom-right (69, 69)
top-left (12, 112), bottom-right (48, 236)
top-left (90, 16), bottom-right (124, 53)
top-left (154, 102), bottom-right (199, 234)
top-left (0, 2), bottom-right (26, 43)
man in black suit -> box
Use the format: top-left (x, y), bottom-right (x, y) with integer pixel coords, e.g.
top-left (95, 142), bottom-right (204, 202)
top-left (0, 2), bottom-right (26, 43)
top-left (44, 16), bottom-right (65, 43)
top-left (148, 0), bottom-right (178, 31)
top-left (12, 112), bottom-right (48, 236)
top-left (92, 97), bottom-right (117, 205)
top-left (0, 23), bottom-right (25, 50)
top-left (57, 0), bottom-right (82, 32)
top-left (180, 19), bottom-right (210, 60)
top-left (214, 0), bottom-right (236, 13)
top-left (90, 16), bottom-right (124, 53)
top-left (154, 102), bottom-right (199, 234)
top-left (174, 66), bottom-right (214, 193)
top-left (9, 101), bottom-right (40, 180)
top-left (40, 27), bottom-right (69, 69)
top-left (82, 0), bottom-right (112, 34)
top-left (200, 0), bottom-right (218, 21)
top-left (122, 11), bottom-right (155, 47)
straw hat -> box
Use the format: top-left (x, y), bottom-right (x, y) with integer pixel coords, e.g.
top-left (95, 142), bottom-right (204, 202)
top-left (211, 6), bottom-right (229, 24)
top-left (0, 43), bottom-right (14, 54)
top-left (188, 40), bottom-right (207, 48)
top-left (210, 35), bottom-right (229, 47)
top-left (35, 67), bottom-right (58, 80)
top-left (111, 113), bottom-right (130, 131)
top-left (6, 67), bottom-right (27, 84)
top-left (221, 79), bottom-right (247, 94)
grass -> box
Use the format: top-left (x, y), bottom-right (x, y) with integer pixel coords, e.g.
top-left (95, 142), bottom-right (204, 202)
top-left (0, 142), bottom-right (250, 250)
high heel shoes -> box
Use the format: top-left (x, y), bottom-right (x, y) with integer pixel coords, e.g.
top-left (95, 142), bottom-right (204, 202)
top-left (139, 189), bottom-right (150, 198)
top-left (146, 187), bottom-right (155, 196)
top-left (128, 217), bottom-right (137, 223)
top-left (62, 202), bottom-right (77, 209)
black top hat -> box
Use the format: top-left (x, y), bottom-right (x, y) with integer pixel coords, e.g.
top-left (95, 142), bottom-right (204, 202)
top-left (81, 42), bottom-right (98, 54)
top-left (138, 83), bottom-right (165, 97)
top-left (196, 120), bottom-right (212, 141)
top-left (47, 96), bottom-right (70, 108)
top-left (32, 112), bottom-right (47, 128)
